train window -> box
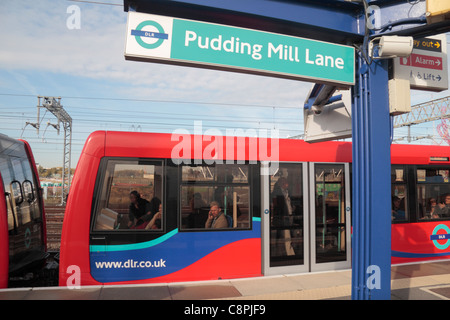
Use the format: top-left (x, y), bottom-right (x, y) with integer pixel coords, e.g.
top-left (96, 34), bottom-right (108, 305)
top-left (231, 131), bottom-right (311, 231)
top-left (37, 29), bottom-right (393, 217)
top-left (269, 163), bottom-right (304, 267)
top-left (92, 159), bottom-right (164, 231)
top-left (1, 149), bottom-right (44, 257)
top-left (182, 166), bottom-right (215, 182)
top-left (180, 163), bottom-right (251, 230)
top-left (391, 166), bottom-right (408, 223)
top-left (10, 181), bottom-right (23, 206)
top-left (20, 157), bottom-right (42, 222)
top-left (0, 155), bottom-right (15, 231)
top-left (182, 163), bottom-right (248, 184)
top-left (417, 168), bottom-right (450, 221)
top-left (417, 169), bottom-right (450, 183)
top-left (314, 164), bottom-right (347, 263)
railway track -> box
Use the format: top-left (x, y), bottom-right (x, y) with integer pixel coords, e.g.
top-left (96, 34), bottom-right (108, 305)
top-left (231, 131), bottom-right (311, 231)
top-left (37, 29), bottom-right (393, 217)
top-left (44, 206), bottom-right (65, 252)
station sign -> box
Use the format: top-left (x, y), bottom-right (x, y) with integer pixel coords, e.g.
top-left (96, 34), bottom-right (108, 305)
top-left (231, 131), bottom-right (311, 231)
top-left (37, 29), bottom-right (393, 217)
top-left (125, 12), bottom-right (355, 86)
top-left (393, 34), bottom-right (448, 92)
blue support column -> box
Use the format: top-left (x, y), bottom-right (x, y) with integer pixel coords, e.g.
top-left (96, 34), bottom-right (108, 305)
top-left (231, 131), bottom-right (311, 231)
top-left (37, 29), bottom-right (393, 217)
top-left (351, 53), bottom-right (392, 300)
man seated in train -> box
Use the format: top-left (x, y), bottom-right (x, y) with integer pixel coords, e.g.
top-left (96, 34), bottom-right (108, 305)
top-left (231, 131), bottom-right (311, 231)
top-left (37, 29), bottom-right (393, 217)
top-left (205, 201), bottom-right (228, 229)
top-left (435, 194), bottom-right (450, 218)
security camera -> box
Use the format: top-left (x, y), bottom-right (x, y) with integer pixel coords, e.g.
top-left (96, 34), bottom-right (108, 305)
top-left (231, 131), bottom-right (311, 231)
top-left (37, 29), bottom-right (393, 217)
top-left (369, 36), bottom-right (413, 59)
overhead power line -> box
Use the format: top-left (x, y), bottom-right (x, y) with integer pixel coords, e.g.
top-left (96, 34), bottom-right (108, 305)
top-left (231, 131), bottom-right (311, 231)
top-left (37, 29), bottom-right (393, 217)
top-left (0, 92), bottom-right (299, 109)
top-left (67, 0), bottom-right (123, 6)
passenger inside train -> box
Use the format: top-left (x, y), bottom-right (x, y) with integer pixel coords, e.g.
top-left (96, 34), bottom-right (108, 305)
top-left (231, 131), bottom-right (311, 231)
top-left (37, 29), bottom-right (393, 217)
top-left (435, 194), bottom-right (450, 218)
top-left (128, 192), bottom-right (161, 229)
top-left (205, 201), bottom-right (228, 229)
top-left (392, 196), bottom-right (406, 221)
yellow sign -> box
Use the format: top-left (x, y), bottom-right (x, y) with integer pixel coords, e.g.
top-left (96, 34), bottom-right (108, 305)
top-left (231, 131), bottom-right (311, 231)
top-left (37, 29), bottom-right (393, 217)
top-left (426, 0), bottom-right (450, 24)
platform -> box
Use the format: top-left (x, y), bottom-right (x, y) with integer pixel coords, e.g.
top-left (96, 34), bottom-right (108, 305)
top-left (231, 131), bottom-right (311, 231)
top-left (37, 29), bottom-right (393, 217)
top-left (1, 260), bottom-right (449, 300)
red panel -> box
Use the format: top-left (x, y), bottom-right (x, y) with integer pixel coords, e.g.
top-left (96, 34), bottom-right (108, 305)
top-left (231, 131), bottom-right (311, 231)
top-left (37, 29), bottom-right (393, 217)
top-left (101, 130), bottom-right (354, 163)
top-left (59, 132), bottom-right (105, 286)
top-left (391, 144), bottom-right (450, 165)
top-left (392, 222), bottom-right (450, 264)
top-left (149, 238), bottom-right (262, 283)
top-left (97, 130), bottom-right (449, 165)
top-left (59, 152), bottom-right (103, 286)
top-left (81, 131), bottom-right (106, 159)
top-left (80, 130), bottom-right (450, 165)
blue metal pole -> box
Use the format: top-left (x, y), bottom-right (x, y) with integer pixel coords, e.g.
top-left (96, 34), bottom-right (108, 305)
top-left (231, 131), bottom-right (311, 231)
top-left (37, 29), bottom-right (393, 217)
top-left (351, 52), bottom-right (392, 300)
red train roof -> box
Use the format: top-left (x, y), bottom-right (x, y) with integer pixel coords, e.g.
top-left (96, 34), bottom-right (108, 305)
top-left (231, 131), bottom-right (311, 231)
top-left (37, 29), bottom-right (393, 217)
top-left (80, 131), bottom-right (449, 166)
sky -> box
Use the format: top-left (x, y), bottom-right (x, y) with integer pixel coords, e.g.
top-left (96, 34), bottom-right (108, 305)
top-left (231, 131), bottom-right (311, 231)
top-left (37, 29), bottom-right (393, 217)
top-left (0, 0), bottom-right (449, 169)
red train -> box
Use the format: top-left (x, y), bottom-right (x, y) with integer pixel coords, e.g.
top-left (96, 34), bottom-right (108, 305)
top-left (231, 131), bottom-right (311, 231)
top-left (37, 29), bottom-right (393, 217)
top-left (0, 134), bottom-right (48, 288)
top-left (59, 131), bottom-right (450, 286)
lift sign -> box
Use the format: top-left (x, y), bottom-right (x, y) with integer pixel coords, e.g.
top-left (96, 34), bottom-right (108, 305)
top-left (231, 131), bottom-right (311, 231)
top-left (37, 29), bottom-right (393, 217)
top-left (125, 12), bottom-right (355, 86)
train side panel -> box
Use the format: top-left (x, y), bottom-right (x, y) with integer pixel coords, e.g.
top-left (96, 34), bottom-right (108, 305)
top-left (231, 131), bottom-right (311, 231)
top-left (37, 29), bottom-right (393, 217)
top-left (392, 222), bottom-right (450, 264)
top-left (391, 144), bottom-right (450, 264)
top-left (59, 131), bottom-right (449, 286)
top-left (89, 224), bottom-right (262, 284)
top-left (59, 131), bottom-right (105, 286)
top-left (20, 139), bottom-right (47, 250)
top-left (61, 131), bottom-right (265, 286)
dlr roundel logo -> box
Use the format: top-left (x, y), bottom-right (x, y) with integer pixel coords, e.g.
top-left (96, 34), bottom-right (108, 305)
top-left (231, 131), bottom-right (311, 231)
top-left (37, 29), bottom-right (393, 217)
top-left (430, 224), bottom-right (450, 250)
top-left (131, 20), bottom-right (169, 49)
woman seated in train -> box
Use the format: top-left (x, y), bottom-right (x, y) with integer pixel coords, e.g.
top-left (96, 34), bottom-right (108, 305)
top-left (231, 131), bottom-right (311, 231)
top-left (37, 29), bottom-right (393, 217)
top-left (145, 203), bottom-right (163, 230)
top-left (128, 191), bottom-right (161, 229)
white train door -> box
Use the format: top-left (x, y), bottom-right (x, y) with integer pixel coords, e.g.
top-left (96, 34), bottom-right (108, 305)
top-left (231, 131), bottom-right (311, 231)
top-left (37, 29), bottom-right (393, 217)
top-left (309, 163), bottom-right (351, 272)
top-left (262, 162), bottom-right (310, 275)
top-left (262, 162), bottom-right (351, 275)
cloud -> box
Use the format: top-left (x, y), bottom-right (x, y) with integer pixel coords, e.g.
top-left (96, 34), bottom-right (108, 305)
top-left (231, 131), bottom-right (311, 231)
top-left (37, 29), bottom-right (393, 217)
top-left (0, 0), bottom-right (311, 109)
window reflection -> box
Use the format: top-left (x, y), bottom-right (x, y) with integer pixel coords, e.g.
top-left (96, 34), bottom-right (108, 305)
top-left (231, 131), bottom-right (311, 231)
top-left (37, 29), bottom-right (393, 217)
top-left (391, 166), bottom-right (408, 222)
top-left (270, 164), bottom-right (304, 267)
top-left (180, 163), bottom-right (251, 230)
top-left (314, 165), bottom-right (346, 264)
top-left (417, 167), bottom-right (450, 220)
top-left (93, 160), bottom-right (164, 231)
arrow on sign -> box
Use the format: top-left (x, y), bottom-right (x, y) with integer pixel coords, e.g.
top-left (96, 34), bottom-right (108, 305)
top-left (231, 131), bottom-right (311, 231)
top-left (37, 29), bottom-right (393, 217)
top-left (400, 53), bottom-right (443, 70)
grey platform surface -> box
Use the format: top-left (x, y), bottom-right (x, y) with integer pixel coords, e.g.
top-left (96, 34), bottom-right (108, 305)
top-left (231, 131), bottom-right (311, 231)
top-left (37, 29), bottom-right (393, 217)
top-left (1, 260), bottom-right (449, 300)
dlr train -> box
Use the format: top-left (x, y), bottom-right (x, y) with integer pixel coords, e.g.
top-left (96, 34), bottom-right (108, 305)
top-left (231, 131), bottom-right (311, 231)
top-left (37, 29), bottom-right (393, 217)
top-left (59, 131), bottom-right (450, 286)
top-left (0, 134), bottom-right (48, 288)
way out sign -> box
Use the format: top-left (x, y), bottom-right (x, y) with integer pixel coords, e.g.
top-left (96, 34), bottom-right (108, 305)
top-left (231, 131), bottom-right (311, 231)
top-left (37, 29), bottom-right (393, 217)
top-left (394, 34), bottom-right (448, 92)
top-left (125, 12), bottom-right (355, 86)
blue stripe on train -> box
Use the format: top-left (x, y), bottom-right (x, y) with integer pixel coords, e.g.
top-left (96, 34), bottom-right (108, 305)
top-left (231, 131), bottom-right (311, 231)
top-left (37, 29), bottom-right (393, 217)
top-left (392, 250), bottom-right (450, 258)
top-left (90, 220), bottom-right (260, 283)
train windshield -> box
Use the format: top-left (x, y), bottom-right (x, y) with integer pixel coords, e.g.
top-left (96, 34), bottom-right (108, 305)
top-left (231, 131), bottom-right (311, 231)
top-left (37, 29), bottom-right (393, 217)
top-left (0, 137), bottom-right (45, 274)
top-left (92, 159), bottom-right (164, 231)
